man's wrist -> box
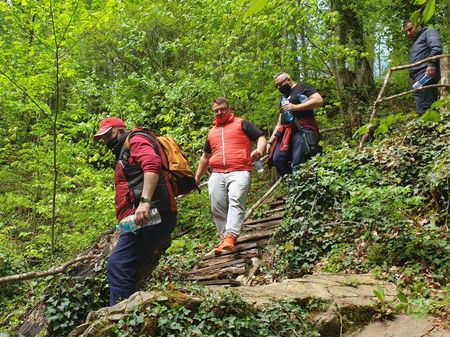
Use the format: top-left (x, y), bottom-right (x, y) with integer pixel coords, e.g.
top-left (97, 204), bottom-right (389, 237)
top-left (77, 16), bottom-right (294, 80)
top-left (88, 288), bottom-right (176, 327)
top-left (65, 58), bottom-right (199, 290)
top-left (140, 196), bottom-right (151, 203)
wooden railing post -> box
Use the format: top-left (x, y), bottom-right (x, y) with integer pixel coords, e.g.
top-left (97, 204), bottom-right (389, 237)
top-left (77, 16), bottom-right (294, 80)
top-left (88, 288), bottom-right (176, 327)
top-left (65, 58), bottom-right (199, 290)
top-left (440, 55), bottom-right (450, 100)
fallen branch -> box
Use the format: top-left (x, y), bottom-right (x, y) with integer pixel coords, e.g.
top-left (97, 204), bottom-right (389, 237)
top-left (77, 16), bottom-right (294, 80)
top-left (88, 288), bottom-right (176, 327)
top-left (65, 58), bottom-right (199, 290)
top-left (244, 176), bottom-right (284, 222)
top-left (0, 254), bottom-right (101, 286)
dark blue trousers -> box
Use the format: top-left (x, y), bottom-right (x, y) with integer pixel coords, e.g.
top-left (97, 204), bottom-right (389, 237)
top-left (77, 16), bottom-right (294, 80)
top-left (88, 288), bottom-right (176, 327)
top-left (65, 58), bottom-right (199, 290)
top-left (413, 72), bottom-right (439, 115)
top-left (107, 212), bottom-right (177, 306)
top-left (273, 129), bottom-right (306, 177)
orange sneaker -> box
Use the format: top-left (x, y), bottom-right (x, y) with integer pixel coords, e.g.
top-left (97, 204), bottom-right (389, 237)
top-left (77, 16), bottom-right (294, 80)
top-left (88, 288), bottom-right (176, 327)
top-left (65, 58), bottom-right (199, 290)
top-left (214, 234), bottom-right (236, 255)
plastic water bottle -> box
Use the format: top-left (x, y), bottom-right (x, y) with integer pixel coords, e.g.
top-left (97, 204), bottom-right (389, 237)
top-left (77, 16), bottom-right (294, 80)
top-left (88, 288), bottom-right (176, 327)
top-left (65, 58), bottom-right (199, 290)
top-left (281, 96), bottom-right (294, 122)
top-left (412, 74), bottom-right (431, 89)
top-left (115, 208), bottom-right (162, 233)
top-left (253, 160), bottom-right (264, 174)
top-left (298, 94), bottom-right (309, 103)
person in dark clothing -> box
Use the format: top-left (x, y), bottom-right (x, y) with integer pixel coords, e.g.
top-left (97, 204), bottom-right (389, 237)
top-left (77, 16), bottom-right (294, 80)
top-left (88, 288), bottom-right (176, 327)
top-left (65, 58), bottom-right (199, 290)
top-left (403, 20), bottom-right (443, 115)
top-left (94, 117), bottom-right (177, 306)
top-left (267, 72), bottom-right (324, 177)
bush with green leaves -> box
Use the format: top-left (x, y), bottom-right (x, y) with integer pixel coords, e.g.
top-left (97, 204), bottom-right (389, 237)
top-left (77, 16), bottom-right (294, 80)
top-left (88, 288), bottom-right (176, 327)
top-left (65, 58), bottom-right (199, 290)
top-left (44, 261), bottom-right (108, 336)
top-left (266, 109), bottom-right (449, 286)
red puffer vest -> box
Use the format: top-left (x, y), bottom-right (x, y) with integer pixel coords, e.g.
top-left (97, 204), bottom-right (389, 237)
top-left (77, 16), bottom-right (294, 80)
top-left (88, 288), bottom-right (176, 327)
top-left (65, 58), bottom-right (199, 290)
top-left (207, 116), bottom-right (252, 173)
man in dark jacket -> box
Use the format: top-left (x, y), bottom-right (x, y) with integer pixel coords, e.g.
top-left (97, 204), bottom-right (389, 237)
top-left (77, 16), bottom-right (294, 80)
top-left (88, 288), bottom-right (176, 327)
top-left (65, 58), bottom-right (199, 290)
top-left (267, 72), bottom-right (324, 177)
top-left (94, 117), bottom-right (177, 305)
top-left (403, 20), bottom-right (442, 115)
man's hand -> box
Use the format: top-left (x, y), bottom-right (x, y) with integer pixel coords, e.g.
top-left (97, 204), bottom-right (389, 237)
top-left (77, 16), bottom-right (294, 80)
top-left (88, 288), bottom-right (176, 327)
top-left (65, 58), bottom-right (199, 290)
top-left (265, 143), bottom-right (272, 154)
top-left (135, 202), bottom-right (151, 226)
top-left (426, 65), bottom-right (437, 78)
top-left (281, 102), bottom-right (297, 111)
top-left (250, 149), bottom-right (263, 161)
top-left (195, 175), bottom-right (202, 186)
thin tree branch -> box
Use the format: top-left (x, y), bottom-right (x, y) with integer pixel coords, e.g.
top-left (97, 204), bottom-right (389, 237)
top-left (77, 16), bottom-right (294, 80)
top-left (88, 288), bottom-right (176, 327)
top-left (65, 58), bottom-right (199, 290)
top-left (0, 68), bottom-right (50, 118)
top-left (61, 3), bottom-right (116, 58)
top-left (0, 255), bottom-right (101, 286)
top-left (59, 0), bottom-right (79, 44)
top-left (10, 0), bottom-right (55, 52)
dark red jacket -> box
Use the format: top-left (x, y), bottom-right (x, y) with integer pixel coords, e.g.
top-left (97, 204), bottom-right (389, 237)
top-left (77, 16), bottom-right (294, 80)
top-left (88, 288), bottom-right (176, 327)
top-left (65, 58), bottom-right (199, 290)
top-left (115, 130), bottom-right (176, 221)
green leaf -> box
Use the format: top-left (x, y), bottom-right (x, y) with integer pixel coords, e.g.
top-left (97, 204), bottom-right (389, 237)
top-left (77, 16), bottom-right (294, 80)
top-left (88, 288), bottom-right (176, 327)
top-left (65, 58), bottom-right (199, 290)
top-left (422, 0), bottom-right (435, 23)
top-left (397, 292), bottom-right (408, 303)
top-left (413, 0), bottom-right (427, 5)
top-left (409, 10), bottom-right (420, 25)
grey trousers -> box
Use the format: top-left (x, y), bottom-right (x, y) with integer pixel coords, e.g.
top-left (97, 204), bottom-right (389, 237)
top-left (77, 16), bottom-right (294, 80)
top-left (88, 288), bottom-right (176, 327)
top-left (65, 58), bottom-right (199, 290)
top-left (208, 171), bottom-right (251, 238)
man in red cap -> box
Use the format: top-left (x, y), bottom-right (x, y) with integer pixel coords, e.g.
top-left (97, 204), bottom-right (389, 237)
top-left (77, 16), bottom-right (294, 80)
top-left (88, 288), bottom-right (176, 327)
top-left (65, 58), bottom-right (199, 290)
top-left (94, 117), bottom-right (177, 306)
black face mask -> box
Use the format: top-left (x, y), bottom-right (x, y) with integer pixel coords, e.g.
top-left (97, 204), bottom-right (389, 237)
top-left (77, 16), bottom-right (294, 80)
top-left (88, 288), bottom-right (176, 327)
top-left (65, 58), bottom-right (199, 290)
top-left (278, 83), bottom-right (291, 96)
top-left (106, 137), bottom-right (119, 151)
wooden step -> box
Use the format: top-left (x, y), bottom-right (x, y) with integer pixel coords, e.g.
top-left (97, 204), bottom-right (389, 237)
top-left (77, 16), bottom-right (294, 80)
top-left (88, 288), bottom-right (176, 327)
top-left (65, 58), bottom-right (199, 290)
top-left (185, 264), bottom-right (246, 281)
top-left (201, 241), bottom-right (267, 260)
top-left (202, 279), bottom-right (241, 286)
top-left (197, 248), bottom-right (261, 268)
top-left (267, 199), bottom-right (285, 208)
top-left (236, 229), bottom-right (273, 244)
top-left (186, 258), bottom-right (248, 275)
top-left (243, 220), bottom-right (282, 231)
top-left (243, 214), bottom-right (283, 226)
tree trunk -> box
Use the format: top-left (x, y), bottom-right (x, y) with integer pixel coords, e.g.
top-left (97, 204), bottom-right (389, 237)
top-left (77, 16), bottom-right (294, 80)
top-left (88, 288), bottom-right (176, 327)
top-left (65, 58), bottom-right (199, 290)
top-left (331, 0), bottom-right (374, 137)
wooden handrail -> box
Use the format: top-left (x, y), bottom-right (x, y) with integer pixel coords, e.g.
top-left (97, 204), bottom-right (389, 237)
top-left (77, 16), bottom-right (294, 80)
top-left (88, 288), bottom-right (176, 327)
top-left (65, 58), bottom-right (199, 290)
top-left (359, 54), bottom-right (450, 149)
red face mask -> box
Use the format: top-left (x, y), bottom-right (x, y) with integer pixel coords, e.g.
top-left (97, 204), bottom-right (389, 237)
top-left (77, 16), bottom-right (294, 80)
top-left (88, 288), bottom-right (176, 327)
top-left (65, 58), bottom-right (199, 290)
top-left (214, 112), bottom-right (234, 126)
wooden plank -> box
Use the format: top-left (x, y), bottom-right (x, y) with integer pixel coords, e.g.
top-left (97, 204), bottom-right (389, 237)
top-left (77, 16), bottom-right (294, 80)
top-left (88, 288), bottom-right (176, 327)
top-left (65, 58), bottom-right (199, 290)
top-left (244, 220), bottom-right (282, 231)
top-left (185, 265), bottom-right (246, 281)
top-left (201, 242), bottom-right (265, 260)
top-left (243, 214), bottom-right (283, 226)
top-left (268, 199), bottom-right (285, 208)
top-left (236, 229), bottom-right (273, 244)
top-left (186, 259), bottom-right (248, 275)
top-left (197, 248), bottom-right (261, 267)
top-left (264, 206), bottom-right (285, 215)
top-left (202, 279), bottom-right (241, 286)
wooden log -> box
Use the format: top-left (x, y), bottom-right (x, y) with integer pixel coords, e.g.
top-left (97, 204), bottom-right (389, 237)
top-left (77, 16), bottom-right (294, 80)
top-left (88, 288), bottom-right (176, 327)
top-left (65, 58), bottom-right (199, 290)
top-left (244, 214), bottom-right (283, 226)
top-left (441, 55), bottom-right (450, 100)
top-left (0, 254), bottom-right (101, 286)
top-left (201, 242), bottom-right (266, 260)
top-left (185, 265), bottom-right (246, 281)
top-left (243, 221), bottom-right (282, 232)
top-left (263, 206), bottom-right (285, 216)
top-left (201, 279), bottom-right (241, 286)
top-left (186, 259), bottom-right (248, 275)
top-left (268, 199), bottom-right (286, 208)
top-left (244, 177), bottom-right (283, 221)
top-left (236, 229), bottom-right (273, 244)
top-left (197, 248), bottom-right (261, 267)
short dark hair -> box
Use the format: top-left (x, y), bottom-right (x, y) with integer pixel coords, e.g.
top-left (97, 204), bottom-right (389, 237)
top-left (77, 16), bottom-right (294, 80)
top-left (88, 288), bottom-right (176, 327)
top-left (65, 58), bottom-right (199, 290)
top-left (274, 72), bottom-right (290, 81)
top-left (403, 19), bottom-right (422, 28)
top-left (212, 97), bottom-right (230, 107)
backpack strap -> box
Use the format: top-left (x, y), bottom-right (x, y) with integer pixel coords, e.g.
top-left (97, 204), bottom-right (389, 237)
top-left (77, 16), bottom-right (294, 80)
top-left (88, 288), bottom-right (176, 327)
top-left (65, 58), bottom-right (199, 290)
top-left (124, 130), bottom-right (172, 173)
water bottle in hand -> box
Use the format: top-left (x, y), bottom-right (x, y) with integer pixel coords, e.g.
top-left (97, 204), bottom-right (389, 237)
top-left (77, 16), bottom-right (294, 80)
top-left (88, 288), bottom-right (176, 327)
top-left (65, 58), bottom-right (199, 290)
top-left (281, 96), bottom-right (294, 122)
top-left (253, 160), bottom-right (264, 174)
top-left (412, 74), bottom-right (431, 89)
top-left (116, 208), bottom-right (162, 233)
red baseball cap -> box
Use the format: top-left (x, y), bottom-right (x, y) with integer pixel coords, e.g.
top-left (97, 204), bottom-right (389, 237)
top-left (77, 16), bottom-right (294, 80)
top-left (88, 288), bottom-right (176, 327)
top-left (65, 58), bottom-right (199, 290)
top-left (93, 117), bottom-right (126, 142)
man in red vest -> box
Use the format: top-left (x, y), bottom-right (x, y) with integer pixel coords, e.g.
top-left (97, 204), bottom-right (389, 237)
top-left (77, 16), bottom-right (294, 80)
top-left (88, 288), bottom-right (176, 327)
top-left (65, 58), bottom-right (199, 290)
top-left (195, 97), bottom-right (266, 254)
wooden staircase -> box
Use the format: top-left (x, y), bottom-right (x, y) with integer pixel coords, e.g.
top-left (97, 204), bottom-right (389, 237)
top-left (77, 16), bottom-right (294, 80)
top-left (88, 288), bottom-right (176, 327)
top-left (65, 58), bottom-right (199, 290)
top-left (184, 197), bottom-right (285, 286)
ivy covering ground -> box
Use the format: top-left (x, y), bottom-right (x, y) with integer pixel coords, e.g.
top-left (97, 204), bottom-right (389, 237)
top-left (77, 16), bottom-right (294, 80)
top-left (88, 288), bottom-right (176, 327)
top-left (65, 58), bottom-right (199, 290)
top-left (263, 106), bottom-right (449, 319)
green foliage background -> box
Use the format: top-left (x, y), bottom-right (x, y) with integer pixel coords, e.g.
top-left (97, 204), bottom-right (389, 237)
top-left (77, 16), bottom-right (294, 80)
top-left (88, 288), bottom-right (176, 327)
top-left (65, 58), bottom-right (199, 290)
top-left (0, 0), bottom-right (449, 335)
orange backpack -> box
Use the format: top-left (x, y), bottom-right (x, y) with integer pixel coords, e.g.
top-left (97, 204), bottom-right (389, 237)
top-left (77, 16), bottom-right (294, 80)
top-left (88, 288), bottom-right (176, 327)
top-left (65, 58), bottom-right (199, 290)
top-left (125, 130), bottom-right (198, 196)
